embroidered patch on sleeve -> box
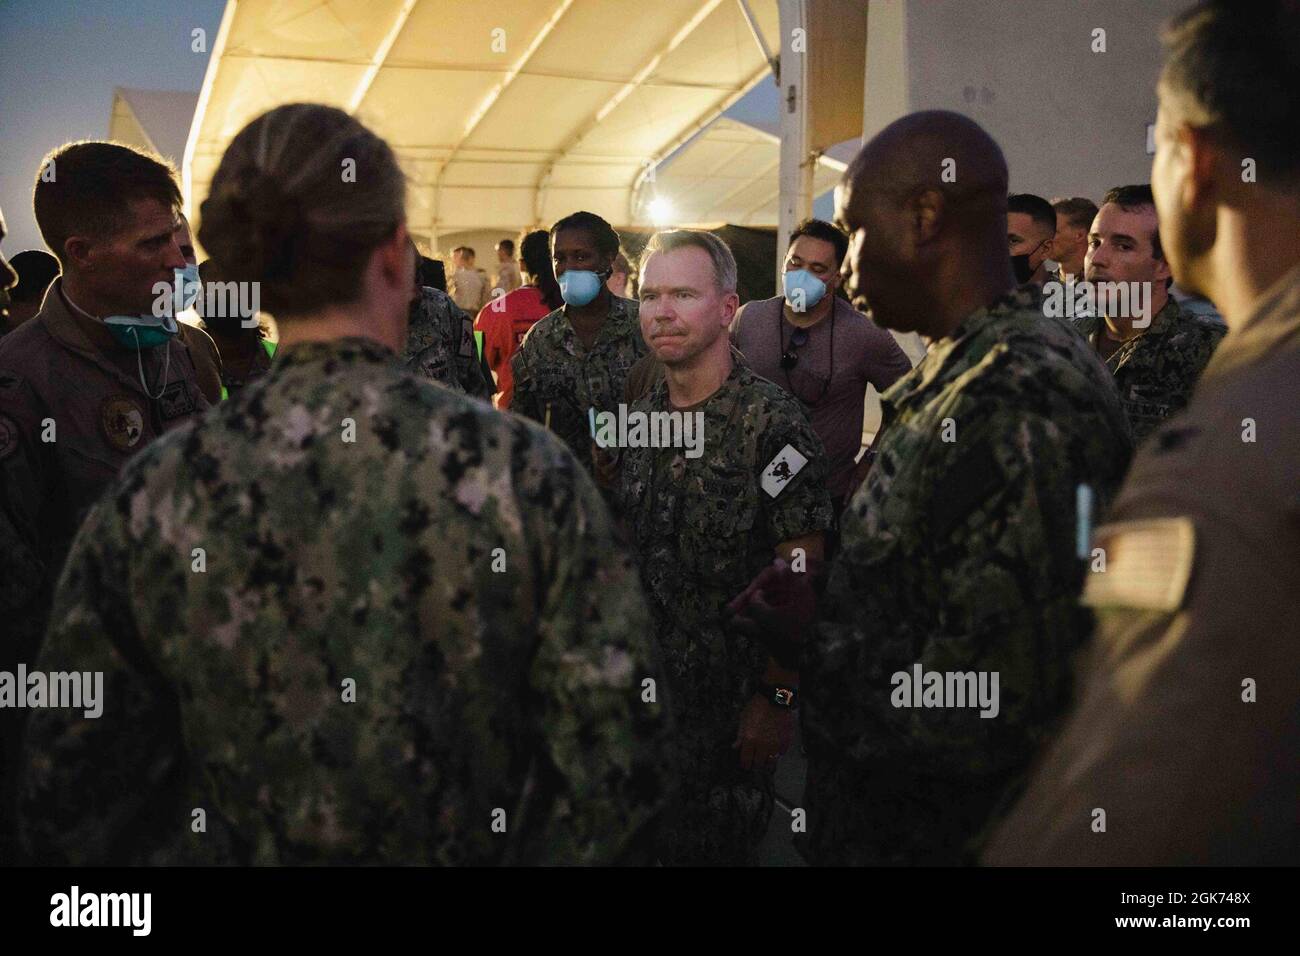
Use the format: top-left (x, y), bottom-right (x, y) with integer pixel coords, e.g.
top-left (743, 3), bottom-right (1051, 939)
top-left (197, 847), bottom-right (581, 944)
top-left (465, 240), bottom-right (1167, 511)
top-left (761, 444), bottom-right (809, 498)
top-left (1083, 517), bottom-right (1196, 611)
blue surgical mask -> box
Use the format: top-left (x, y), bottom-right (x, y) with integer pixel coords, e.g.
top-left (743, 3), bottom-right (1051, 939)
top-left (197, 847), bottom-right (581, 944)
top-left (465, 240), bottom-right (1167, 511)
top-left (783, 268), bottom-right (827, 312)
top-left (104, 312), bottom-right (180, 351)
top-left (559, 269), bottom-right (605, 307)
top-left (175, 264), bottom-right (201, 312)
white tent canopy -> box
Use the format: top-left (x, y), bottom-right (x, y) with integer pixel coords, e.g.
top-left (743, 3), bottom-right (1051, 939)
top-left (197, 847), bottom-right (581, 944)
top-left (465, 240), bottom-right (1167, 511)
top-left (647, 117), bottom-right (845, 227)
top-left (110, 88), bottom-right (199, 166)
top-left (184, 0), bottom-right (783, 243)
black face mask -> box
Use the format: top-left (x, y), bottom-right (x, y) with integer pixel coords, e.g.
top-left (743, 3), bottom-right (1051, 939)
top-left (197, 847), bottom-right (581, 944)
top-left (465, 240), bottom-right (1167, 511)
top-left (1011, 253), bottom-right (1035, 284)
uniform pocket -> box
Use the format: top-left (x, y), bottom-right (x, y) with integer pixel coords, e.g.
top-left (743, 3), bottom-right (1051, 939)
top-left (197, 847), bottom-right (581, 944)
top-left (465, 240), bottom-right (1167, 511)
top-left (687, 470), bottom-right (758, 581)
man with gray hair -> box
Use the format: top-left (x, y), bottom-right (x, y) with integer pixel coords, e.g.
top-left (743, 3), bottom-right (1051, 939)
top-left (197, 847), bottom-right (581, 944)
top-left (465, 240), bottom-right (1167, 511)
top-left (615, 228), bottom-right (833, 865)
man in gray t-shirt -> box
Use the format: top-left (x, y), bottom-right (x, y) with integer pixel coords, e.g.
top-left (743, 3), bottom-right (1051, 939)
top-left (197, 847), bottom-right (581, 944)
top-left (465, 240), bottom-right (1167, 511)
top-left (730, 219), bottom-right (912, 508)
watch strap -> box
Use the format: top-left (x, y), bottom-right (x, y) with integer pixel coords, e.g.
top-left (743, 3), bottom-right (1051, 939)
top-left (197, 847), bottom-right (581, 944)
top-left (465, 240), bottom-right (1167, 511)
top-left (756, 683), bottom-right (798, 708)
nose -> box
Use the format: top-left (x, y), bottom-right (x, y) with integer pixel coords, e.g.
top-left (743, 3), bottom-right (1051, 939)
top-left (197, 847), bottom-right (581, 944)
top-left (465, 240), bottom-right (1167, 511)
top-left (163, 237), bottom-right (186, 270)
top-left (648, 301), bottom-right (673, 323)
top-left (840, 258), bottom-right (860, 300)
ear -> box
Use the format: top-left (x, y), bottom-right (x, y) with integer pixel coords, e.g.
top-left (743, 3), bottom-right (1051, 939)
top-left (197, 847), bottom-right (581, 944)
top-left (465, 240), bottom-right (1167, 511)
top-left (1181, 124), bottom-right (1218, 209)
top-left (720, 290), bottom-right (740, 326)
top-left (912, 188), bottom-right (944, 245)
top-left (64, 235), bottom-right (95, 271)
top-left (1153, 252), bottom-right (1173, 285)
top-left (377, 222), bottom-right (412, 290)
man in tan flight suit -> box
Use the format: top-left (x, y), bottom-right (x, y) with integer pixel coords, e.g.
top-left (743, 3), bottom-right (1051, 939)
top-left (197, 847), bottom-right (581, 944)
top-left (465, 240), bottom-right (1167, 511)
top-left (0, 143), bottom-right (221, 858)
top-left (984, 0), bottom-right (1300, 866)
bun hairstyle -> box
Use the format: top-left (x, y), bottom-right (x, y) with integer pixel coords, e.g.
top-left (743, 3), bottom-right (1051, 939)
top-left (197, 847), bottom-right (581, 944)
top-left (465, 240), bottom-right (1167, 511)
top-left (198, 103), bottom-right (405, 318)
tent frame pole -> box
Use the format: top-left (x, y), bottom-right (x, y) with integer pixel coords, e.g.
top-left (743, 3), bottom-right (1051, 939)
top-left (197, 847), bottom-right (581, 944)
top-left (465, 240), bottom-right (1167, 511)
top-left (736, 0), bottom-right (779, 81)
top-left (777, 0), bottom-right (814, 279)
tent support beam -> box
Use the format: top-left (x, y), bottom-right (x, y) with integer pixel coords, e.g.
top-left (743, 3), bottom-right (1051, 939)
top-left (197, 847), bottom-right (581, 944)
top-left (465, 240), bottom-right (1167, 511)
top-left (777, 0), bottom-right (814, 277)
top-left (431, 0), bottom-right (577, 243)
top-left (704, 155), bottom-right (780, 224)
top-left (346, 0), bottom-right (418, 114)
top-left (627, 61), bottom-right (772, 224)
top-left (736, 0), bottom-right (779, 82)
top-left (670, 138), bottom-right (761, 214)
top-left (536, 0), bottom-right (726, 225)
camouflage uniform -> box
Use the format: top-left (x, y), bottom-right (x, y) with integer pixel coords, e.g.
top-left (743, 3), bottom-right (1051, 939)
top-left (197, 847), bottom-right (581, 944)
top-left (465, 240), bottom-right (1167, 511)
top-left (1072, 296), bottom-right (1225, 444)
top-left (616, 356), bottom-right (833, 865)
top-left (18, 337), bottom-right (675, 865)
top-left (511, 295), bottom-right (646, 473)
top-left (800, 287), bottom-right (1133, 866)
top-left (403, 287), bottom-right (493, 399)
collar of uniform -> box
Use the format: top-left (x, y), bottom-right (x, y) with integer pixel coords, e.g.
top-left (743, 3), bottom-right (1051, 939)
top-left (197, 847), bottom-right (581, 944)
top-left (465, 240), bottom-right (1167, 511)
top-left (42, 277), bottom-right (198, 382)
top-left (1139, 294), bottom-right (1181, 339)
top-left (1068, 294), bottom-right (1180, 353)
top-left (275, 336), bottom-right (398, 369)
top-left (646, 347), bottom-right (750, 412)
top-left (1202, 261), bottom-right (1300, 382)
top-left (884, 286), bottom-right (1038, 408)
top-left (45, 277), bottom-right (127, 355)
top-left (558, 294), bottom-right (638, 353)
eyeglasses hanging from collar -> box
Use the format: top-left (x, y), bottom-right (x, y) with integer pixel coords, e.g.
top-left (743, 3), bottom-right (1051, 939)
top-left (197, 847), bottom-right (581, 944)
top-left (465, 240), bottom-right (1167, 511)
top-left (779, 297), bottom-right (836, 405)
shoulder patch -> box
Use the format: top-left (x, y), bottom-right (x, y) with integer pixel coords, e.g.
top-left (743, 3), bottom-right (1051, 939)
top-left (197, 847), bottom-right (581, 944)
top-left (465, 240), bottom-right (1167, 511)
top-left (101, 396), bottom-right (146, 451)
top-left (1083, 517), bottom-right (1195, 611)
top-left (761, 444), bottom-right (808, 498)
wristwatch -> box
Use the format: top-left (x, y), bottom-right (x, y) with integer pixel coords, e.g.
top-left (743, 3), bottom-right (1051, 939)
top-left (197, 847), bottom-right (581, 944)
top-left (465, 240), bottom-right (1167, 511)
top-left (756, 683), bottom-right (798, 709)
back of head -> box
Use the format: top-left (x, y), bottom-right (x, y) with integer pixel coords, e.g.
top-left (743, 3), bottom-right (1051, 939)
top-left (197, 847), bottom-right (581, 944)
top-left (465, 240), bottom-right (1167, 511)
top-left (520, 229), bottom-right (561, 309)
top-left (842, 112), bottom-right (1011, 333)
top-left (419, 256), bottom-right (446, 293)
top-left (33, 141), bottom-right (181, 268)
top-left (9, 249), bottom-right (60, 303)
top-left (197, 103), bottom-right (405, 320)
top-left (852, 111), bottom-right (1009, 251)
top-left (1159, 0), bottom-right (1300, 194)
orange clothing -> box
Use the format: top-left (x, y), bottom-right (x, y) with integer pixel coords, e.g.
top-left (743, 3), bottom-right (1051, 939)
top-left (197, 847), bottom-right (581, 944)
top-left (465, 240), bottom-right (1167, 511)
top-left (475, 285), bottom-right (552, 408)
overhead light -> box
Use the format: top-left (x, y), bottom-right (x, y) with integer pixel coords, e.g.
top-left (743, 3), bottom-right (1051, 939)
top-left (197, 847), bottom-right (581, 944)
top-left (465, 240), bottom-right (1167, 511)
top-left (647, 196), bottom-right (674, 225)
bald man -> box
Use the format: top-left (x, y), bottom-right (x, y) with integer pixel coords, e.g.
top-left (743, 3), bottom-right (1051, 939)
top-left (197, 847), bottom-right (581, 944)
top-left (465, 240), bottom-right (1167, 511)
top-left (730, 111), bottom-right (1132, 865)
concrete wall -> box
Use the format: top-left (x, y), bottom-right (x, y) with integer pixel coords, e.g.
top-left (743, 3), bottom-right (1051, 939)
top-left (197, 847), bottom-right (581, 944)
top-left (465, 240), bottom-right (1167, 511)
top-left (864, 0), bottom-right (1193, 200)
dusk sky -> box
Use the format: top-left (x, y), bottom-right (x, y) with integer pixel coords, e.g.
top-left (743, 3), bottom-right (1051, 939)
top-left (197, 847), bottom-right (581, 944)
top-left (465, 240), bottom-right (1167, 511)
top-left (0, 0), bottom-right (830, 254)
